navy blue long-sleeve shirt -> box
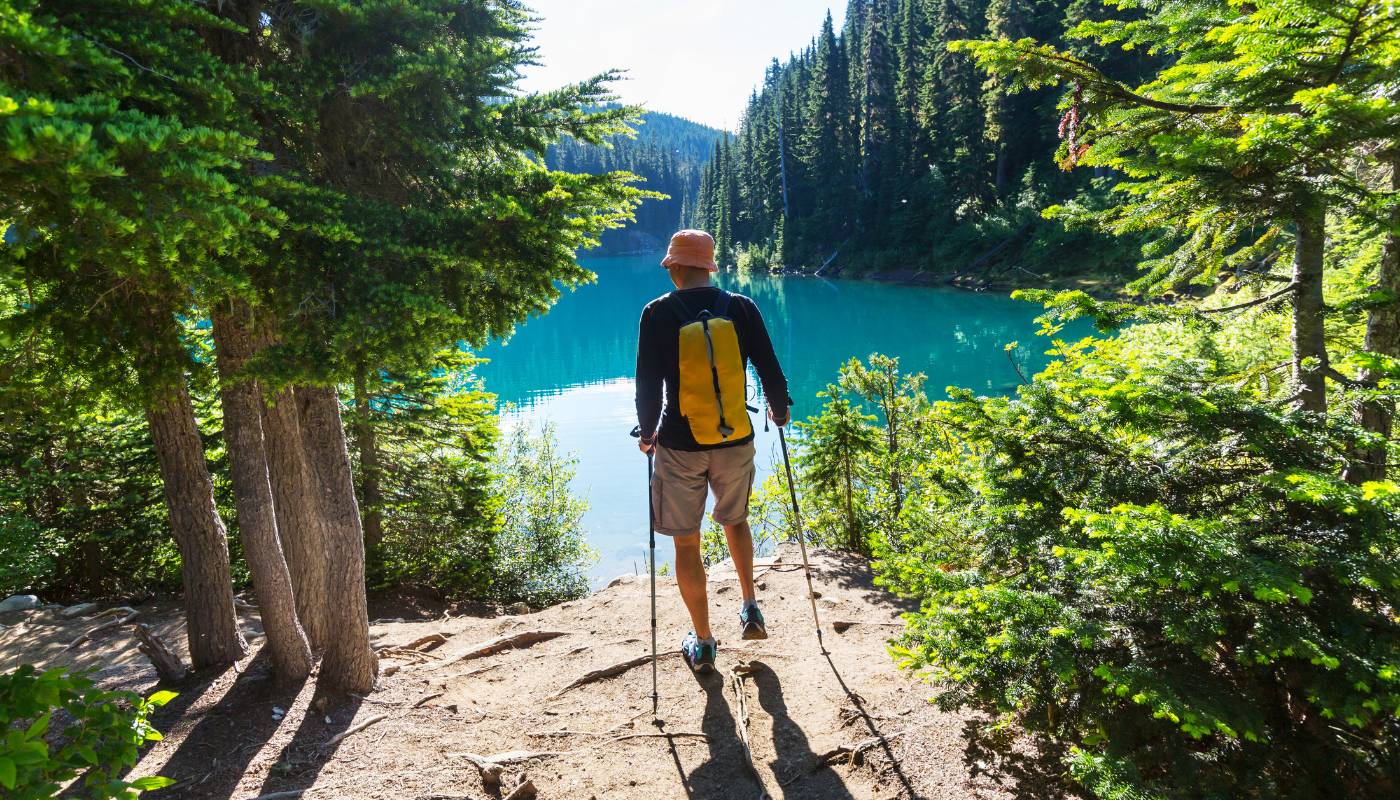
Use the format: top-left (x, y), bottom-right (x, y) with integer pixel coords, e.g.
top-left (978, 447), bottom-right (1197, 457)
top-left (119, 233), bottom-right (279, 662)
top-left (635, 286), bottom-right (791, 451)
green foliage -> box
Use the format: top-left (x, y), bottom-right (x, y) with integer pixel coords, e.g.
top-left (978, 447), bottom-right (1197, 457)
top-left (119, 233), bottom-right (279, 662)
top-left (952, 0), bottom-right (1399, 293)
top-left (869, 335), bottom-right (1400, 798)
top-left (0, 309), bottom-right (224, 598)
top-left (701, 473), bottom-right (792, 567)
top-left (353, 352), bottom-right (501, 599)
top-left (0, 666), bottom-right (175, 798)
top-left (491, 421), bottom-right (594, 607)
top-left (797, 384), bottom-right (880, 552)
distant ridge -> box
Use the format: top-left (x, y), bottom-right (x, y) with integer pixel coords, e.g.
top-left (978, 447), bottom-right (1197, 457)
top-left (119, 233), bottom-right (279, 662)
top-left (547, 108), bottom-right (724, 254)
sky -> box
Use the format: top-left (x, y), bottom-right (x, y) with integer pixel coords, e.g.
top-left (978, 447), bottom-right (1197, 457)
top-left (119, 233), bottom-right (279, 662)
top-left (515, 1), bottom-right (848, 131)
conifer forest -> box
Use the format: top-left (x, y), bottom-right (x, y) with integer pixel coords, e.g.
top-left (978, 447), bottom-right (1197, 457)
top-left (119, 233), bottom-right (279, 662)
top-left (1, 0), bottom-right (1398, 798)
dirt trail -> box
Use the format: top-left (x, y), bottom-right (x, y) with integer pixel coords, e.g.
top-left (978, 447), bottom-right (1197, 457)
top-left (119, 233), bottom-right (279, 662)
top-left (1, 545), bottom-right (1057, 800)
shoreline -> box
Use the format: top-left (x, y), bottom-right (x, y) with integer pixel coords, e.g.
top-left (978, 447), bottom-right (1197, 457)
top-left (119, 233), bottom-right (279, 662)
top-left (584, 249), bottom-right (1130, 299)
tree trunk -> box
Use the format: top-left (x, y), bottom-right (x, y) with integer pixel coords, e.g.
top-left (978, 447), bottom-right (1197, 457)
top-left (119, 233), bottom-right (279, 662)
top-left (145, 381), bottom-right (248, 669)
top-left (1291, 207), bottom-right (1329, 413)
top-left (352, 371), bottom-right (385, 553)
top-left (842, 461), bottom-right (857, 552)
top-left (298, 384), bottom-right (377, 694)
top-left (261, 385), bottom-right (333, 651)
top-left (211, 301), bottom-right (312, 682)
top-left (1349, 151), bottom-right (1399, 482)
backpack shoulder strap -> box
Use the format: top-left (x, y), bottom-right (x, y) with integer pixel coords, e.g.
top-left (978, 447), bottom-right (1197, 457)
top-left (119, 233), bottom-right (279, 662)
top-left (712, 289), bottom-right (732, 317)
top-left (664, 291), bottom-right (694, 323)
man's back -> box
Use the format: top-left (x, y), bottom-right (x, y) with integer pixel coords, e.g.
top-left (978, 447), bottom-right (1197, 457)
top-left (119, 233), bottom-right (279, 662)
top-left (635, 285), bottom-right (790, 451)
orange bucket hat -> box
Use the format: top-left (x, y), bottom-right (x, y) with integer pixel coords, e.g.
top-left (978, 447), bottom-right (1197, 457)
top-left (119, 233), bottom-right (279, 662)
top-left (660, 229), bottom-right (719, 272)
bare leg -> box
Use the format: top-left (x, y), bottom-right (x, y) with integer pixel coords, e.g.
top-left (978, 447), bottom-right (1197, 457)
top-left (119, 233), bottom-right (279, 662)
top-left (672, 532), bottom-right (711, 640)
top-left (724, 521), bottom-right (757, 604)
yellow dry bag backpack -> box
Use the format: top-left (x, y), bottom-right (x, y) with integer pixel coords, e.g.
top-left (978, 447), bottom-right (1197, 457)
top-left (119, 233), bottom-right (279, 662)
top-left (669, 291), bottom-right (753, 445)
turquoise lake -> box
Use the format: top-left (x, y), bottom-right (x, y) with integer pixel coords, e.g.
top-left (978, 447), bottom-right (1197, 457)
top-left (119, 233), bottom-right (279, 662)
top-left (476, 252), bottom-right (1064, 584)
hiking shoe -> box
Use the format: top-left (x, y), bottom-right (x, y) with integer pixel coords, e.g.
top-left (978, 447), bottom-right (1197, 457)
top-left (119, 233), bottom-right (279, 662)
top-left (681, 631), bottom-right (717, 675)
top-left (740, 603), bottom-right (768, 640)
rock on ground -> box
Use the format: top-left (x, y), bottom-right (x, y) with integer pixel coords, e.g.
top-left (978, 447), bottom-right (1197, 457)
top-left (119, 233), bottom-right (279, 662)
top-left (0, 594), bottom-right (40, 612)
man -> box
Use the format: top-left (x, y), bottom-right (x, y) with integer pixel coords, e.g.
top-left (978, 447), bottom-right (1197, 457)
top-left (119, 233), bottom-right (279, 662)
top-left (635, 229), bottom-right (791, 674)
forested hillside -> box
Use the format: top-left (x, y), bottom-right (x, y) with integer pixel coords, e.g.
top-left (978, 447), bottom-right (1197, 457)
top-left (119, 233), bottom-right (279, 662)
top-left (695, 0), bottom-right (1148, 281)
top-left (547, 110), bottom-right (722, 253)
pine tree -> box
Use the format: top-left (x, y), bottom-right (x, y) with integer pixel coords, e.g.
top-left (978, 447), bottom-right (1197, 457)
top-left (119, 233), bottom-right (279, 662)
top-left (0, 0), bottom-right (265, 669)
top-left (955, 0), bottom-right (1400, 411)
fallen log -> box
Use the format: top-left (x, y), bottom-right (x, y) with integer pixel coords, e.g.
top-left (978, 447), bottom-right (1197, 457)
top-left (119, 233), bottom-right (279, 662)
top-left (550, 650), bottom-right (680, 698)
top-left (450, 630), bottom-right (568, 664)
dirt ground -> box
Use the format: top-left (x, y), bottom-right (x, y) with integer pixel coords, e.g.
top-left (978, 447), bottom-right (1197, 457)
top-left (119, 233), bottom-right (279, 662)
top-left (1, 545), bottom-right (1065, 800)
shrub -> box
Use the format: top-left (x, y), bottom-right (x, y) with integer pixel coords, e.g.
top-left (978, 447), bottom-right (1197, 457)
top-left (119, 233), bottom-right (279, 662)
top-left (874, 338), bottom-right (1400, 798)
top-left (0, 666), bottom-right (174, 798)
top-left (491, 421), bottom-right (594, 606)
top-left (701, 472), bottom-right (791, 566)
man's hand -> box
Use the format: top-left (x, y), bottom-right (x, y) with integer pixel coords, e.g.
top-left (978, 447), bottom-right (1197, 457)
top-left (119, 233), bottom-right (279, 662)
top-left (637, 431), bottom-right (657, 454)
top-left (768, 406), bottom-right (790, 427)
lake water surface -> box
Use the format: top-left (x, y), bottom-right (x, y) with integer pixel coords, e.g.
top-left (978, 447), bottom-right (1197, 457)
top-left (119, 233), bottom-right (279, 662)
top-left (477, 252), bottom-right (1061, 584)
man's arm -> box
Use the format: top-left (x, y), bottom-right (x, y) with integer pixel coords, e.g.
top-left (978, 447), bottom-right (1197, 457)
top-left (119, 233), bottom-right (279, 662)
top-left (635, 303), bottom-right (664, 441)
top-left (741, 298), bottom-right (792, 422)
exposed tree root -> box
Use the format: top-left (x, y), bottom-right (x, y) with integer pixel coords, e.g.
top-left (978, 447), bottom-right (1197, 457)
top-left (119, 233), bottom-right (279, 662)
top-left (807, 722), bottom-right (935, 772)
top-left (831, 620), bottom-right (903, 633)
top-left (449, 630), bottom-right (568, 664)
top-left (564, 636), bottom-right (640, 656)
top-left (66, 610), bottom-right (139, 651)
top-left (550, 650), bottom-right (680, 698)
top-left (322, 713), bottom-right (389, 749)
top-left (134, 623), bottom-right (189, 683)
top-left (412, 692), bottom-right (444, 708)
top-left (403, 633), bottom-right (449, 651)
top-left (609, 731), bottom-right (708, 743)
top-left (728, 662), bottom-right (772, 800)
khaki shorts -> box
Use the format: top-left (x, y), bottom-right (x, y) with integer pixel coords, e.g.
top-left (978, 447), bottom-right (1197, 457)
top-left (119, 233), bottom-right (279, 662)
top-left (651, 441), bottom-right (756, 536)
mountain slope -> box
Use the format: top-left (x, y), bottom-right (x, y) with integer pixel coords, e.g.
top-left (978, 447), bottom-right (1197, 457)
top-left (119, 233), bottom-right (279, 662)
top-left (548, 110), bottom-right (724, 254)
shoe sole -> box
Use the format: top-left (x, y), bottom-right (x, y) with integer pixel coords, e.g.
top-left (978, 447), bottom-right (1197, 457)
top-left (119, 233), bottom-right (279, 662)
top-left (741, 624), bottom-right (768, 641)
top-left (690, 661), bottom-right (715, 675)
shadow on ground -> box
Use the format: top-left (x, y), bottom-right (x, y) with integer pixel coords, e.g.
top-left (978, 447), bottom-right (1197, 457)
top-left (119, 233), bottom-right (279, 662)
top-left (143, 649), bottom-right (317, 800)
top-left (961, 718), bottom-right (1078, 800)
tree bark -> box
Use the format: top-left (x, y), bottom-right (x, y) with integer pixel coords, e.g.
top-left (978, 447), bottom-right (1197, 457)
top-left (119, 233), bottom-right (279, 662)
top-left (298, 384), bottom-right (378, 694)
top-left (1291, 207), bottom-right (1329, 413)
top-left (144, 380), bottom-right (248, 669)
top-left (352, 370), bottom-right (385, 553)
top-left (842, 461), bottom-right (858, 552)
top-left (261, 385), bottom-right (333, 651)
top-left (1349, 151), bottom-right (1400, 482)
top-left (211, 301), bottom-right (312, 682)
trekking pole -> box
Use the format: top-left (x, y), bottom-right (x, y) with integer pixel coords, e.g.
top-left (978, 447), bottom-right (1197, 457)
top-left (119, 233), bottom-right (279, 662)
top-left (632, 426), bottom-right (660, 720)
top-left (777, 423), bottom-right (827, 654)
